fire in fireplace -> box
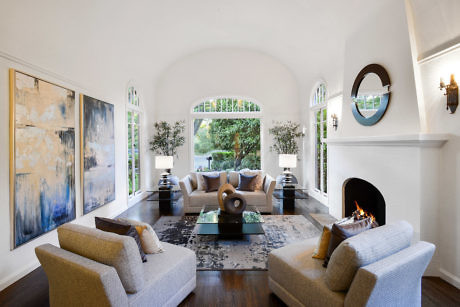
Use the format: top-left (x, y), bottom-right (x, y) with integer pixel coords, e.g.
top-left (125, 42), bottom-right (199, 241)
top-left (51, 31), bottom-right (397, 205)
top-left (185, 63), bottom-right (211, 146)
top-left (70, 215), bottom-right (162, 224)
top-left (343, 178), bottom-right (385, 225)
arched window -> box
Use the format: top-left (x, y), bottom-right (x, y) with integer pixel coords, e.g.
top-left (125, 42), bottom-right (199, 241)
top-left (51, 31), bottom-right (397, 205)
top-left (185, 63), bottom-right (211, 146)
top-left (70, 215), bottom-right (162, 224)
top-left (191, 97), bottom-right (262, 172)
top-left (311, 83), bottom-right (328, 197)
top-left (192, 98), bottom-right (261, 114)
top-left (127, 85), bottom-right (141, 198)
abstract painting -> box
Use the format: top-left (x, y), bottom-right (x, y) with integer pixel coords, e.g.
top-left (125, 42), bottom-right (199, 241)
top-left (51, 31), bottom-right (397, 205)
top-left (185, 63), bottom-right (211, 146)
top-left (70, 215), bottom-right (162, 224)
top-left (80, 94), bottom-right (115, 214)
top-left (10, 69), bottom-right (76, 248)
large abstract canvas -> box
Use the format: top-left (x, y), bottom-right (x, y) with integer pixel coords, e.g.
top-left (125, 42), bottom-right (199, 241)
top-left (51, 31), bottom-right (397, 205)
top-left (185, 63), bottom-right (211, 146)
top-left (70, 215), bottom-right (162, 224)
top-left (10, 69), bottom-right (76, 248)
top-left (80, 94), bottom-right (115, 214)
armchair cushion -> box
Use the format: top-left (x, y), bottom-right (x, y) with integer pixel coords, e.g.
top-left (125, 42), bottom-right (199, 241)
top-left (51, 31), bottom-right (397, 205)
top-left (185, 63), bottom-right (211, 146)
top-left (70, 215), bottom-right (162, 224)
top-left (325, 221), bottom-right (413, 292)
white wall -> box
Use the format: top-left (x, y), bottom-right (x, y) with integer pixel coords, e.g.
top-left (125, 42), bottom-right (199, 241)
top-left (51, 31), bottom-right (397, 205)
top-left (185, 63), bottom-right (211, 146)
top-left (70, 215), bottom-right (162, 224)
top-left (149, 48), bottom-right (301, 183)
top-left (337, 0), bottom-right (420, 138)
top-left (0, 3), bottom-right (154, 289)
top-left (417, 48), bottom-right (460, 287)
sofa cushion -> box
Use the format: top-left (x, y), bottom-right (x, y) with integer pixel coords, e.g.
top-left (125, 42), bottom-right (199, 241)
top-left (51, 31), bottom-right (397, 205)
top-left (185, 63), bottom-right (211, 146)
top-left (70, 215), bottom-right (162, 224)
top-left (269, 238), bottom-right (345, 307)
top-left (235, 190), bottom-right (266, 207)
top-left (237, 173), bottom-right (258, 191)
top-left (229, 171), bottom-right (239, 187)
top-left (189, 172), bottom-right (198, 189)
top-left (95, 217), bottom-right (147, 263)
top-left (189, 190), bottom-right (219, 207)
top-left (57, 223), bottom-right (144, 293)
top-left (127, 242), bottom-right (196, 307)
top-left (203, 174), bottom-right (221, 192)
top-left (325, 220), bottom-right (413, 292)
top-left (118, 218), bottom-right (164, 254)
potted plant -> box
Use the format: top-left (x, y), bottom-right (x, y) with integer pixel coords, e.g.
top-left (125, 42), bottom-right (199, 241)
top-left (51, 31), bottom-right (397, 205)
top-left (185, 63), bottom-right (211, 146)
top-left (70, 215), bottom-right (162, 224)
top-left (269, 121), bottom-right (305, 184)
top-left (269, 121), bottom-right (305, 155)
top-left (150, 121), bottom-right (185, 185)
top-left (149, 120), bottom-right (186, 157)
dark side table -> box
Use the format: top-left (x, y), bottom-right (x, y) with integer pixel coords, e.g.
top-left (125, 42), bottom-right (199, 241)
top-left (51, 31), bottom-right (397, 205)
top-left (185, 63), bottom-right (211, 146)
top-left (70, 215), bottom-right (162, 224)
top-left (147, 185), bottom-right (181, 211)
top-left (274, 184), bottom-right (308, 209)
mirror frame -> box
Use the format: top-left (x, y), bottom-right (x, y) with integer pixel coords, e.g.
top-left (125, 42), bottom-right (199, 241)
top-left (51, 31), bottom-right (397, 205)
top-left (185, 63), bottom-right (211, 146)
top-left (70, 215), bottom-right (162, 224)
top-left (351, 64), bottom-right (391, 126)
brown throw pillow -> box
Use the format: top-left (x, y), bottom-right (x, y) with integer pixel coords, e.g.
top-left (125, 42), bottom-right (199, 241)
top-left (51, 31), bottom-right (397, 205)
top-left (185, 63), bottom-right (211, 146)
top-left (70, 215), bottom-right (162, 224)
top-left (203, 174), bottom-right (221, 192)
top-left (323, 218), bottom-right (373, 267)
top-left (95, 217), bottom-right (147, 262)
top-left (237, 173), bottom-right (257, 191)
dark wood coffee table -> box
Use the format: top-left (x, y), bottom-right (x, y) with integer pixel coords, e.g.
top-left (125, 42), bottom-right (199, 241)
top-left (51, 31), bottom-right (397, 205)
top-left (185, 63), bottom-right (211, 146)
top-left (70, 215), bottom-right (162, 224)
top-left (196, 205), bottom-right (265, 237)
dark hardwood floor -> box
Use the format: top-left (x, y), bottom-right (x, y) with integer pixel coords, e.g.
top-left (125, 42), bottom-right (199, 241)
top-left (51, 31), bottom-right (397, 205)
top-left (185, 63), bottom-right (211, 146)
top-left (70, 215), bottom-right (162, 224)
top-left (1, 196), bottom-right (459, 307)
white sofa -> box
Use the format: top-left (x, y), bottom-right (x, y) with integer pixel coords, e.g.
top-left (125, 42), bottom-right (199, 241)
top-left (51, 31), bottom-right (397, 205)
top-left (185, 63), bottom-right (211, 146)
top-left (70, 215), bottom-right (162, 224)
top-left (179, 171), bottom-right (276, 213)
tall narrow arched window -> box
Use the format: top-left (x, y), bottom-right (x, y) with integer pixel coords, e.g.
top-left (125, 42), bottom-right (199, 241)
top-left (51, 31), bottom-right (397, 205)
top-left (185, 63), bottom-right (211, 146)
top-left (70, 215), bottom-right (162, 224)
top-left (127, 85), bottom-right (141, 198)
top-left (311, 83), bottom-right (327, 196)
top-left (191, 97), bottom-right (262, 172)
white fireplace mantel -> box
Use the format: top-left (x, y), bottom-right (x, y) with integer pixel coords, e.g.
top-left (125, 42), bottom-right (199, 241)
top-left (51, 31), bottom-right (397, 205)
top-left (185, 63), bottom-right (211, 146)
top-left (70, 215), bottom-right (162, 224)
top-left (325, 133), bottom-right (449, 148)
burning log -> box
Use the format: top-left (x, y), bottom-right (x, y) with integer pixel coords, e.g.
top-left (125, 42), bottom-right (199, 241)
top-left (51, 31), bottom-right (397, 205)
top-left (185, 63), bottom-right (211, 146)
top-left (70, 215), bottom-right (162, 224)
top-left (353, 201), bottom-right (379, 227)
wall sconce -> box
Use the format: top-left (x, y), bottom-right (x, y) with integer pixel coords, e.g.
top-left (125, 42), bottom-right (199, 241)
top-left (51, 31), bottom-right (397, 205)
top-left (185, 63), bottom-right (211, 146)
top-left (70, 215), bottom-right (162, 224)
top-left (440, 74), bottom-right (458, 114)
top-left (331, 114), bottom-right (338, 130)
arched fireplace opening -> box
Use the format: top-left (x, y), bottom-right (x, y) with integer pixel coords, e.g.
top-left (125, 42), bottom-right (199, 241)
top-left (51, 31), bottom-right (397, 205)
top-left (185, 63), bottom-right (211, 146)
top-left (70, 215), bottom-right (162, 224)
top-left (343, 178), bottom-right (385, 225)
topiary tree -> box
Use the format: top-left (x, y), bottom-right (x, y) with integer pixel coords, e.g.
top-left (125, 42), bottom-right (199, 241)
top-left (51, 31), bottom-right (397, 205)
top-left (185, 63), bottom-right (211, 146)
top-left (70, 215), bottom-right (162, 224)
top-left (149, 120), bottom-right (186, 157)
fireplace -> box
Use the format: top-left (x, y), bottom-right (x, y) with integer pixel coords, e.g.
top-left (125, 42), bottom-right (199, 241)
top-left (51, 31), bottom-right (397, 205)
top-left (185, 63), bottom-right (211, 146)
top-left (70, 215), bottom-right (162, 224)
top-left (343, 178), bottom-right (385, 225)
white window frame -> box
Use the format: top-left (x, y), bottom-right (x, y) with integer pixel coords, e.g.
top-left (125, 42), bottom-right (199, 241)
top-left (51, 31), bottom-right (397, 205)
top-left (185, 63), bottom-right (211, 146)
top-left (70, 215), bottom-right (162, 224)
top-left (190, 96), bottom-right (264, 172)
top-left (126, 84), bottom-right (142, 203)
top-left (310, 82), bottom-right (328, 204)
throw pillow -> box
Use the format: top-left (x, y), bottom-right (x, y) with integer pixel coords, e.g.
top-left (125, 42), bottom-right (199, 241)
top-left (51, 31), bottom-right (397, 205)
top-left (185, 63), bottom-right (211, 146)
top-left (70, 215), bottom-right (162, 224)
top-left (203, 174), bottom-right (221, 192)
top-left (325, 221), bottom-right (413, 292)
top-left (237, 173), bottom-right (258, 191)
top-left (239, 169), bottom-right (264, 190)
top-left (118, 218), bottom-right (164, 254)
top-left (95, 217), bottom-right (147, 262)
top-left (323, 217), bottom-right (373, 267)
top-left (196, 172), bottom-right (219, 190)
top-left (312, 224), bottom-right (332, 259)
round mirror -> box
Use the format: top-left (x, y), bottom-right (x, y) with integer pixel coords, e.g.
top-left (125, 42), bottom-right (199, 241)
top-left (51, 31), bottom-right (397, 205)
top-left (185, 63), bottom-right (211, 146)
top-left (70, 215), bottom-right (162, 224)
top-left (351, 64), bottom-right (390, 126)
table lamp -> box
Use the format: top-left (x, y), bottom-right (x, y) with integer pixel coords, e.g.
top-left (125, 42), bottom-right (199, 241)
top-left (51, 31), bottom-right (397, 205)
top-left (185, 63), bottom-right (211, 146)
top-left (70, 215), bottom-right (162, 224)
top-left (279, 154), bottom-right (297, 185)
top-left (156, 156), bottom-right (174, 187)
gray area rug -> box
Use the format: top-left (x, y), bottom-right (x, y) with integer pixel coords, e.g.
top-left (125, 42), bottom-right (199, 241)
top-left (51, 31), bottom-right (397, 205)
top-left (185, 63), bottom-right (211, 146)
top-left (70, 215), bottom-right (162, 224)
top-left (153, 215), bottom-right (320, 270)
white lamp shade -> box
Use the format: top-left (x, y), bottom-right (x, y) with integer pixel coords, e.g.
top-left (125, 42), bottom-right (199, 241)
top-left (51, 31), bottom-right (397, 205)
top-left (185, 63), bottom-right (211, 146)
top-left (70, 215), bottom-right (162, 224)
top-left (155, 156), bottom-right (173, 169)
top-left (279, 154), bottom-right (297, 168)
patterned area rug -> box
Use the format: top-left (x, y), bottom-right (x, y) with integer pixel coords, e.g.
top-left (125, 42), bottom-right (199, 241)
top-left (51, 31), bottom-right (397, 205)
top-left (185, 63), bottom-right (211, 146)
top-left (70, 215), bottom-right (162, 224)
top-left (153, 215), bottom-right (320, 270)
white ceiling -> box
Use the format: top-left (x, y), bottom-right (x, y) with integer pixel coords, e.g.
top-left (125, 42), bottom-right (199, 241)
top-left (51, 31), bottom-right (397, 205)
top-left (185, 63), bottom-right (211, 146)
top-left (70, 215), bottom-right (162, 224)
top-left (0, 0), bottom-right (398, 92)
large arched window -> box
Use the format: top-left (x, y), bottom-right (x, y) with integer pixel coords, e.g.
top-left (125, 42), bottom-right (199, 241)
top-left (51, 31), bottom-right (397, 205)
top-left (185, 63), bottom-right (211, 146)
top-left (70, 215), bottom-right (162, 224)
top-left (310, 83), bottom-right (328, 197)
top-left (127, 85), bottom-right (141, 198)
top-left (191, 97), bottom-right (262, 172)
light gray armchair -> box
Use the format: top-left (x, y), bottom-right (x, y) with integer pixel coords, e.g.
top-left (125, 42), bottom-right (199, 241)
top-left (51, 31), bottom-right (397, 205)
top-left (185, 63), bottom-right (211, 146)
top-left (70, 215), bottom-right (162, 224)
top-left (268, 221), bottom-right (435, 307)
top-left (35, 223), bottom-right (196, 307)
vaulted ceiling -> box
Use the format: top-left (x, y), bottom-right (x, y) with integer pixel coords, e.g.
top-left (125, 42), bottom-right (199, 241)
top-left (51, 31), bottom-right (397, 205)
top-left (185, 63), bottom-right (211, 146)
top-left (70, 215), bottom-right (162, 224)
top-left (0, 0), bottom-right (392, 92)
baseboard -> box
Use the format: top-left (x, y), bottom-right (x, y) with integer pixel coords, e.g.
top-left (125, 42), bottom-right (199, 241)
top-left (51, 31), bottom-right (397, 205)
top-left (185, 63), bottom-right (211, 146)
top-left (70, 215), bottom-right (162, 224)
top-left (0, 261), bottom-right (40, 292)
top-left (439, 268), bottom-right (460, 289)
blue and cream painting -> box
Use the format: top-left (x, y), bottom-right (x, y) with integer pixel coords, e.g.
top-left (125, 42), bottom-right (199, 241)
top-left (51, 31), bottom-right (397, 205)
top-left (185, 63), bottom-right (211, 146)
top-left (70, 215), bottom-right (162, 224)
top-left (82, 95), bottom-right (115, 214)
top-left (13, 71), bottom-right (76, 247)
